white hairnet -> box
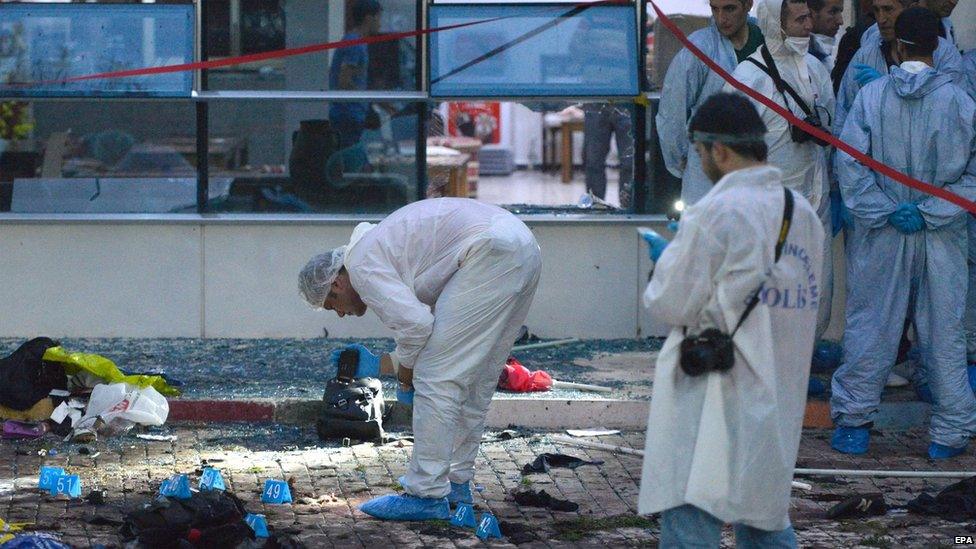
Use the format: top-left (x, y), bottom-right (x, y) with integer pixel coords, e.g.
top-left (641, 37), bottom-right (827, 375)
top-left (298, 247), bottom-right (346, 308)
top-left (297, 222), bottom-right (377, 308)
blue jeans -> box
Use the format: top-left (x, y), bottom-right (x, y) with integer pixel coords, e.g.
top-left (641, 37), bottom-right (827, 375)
top-left (659, 505), bottom-right (797, 549)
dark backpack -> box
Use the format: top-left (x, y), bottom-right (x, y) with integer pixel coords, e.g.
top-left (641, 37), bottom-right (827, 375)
top-left (316, 377), bottom-right (385, 442)
top-left (120, 490), bottom-right (253, 548)
top-left (0, 337), bottom-right (67, 411)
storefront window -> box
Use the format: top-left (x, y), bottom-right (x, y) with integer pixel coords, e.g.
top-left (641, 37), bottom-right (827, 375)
top-left (0, 101), bottom-right (202, 213)
top-left (0, 0), bottom-right (657, 215)
top-left (428, 100), bottom-right (637, 211)
top-left (206, 99), bottom-right (420, 214)
top-left (429, 2), bottom-right (639, 98)
top-left (205, 0), bottom-right (418, 93)
top-left (0, 3), bottom-right (194, 98)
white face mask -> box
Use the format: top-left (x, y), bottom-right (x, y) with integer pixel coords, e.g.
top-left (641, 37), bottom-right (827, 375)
top-left (784, 36), bottom-right (810, 56)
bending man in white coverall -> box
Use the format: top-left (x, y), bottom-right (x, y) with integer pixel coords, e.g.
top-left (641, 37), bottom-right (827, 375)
top-left (639, 93), bottom-right (824, 548)
top-left (299, 198), bottom-right (542, 521)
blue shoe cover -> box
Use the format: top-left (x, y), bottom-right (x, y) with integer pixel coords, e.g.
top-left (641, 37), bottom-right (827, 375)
top-left (968, 364), bottom-right (976, 393)
top-left (929, 442), bottom-right (967, 460)
top-left (358, 494), bottom-right (451, 521)
top-left (807, 378), bottom-right (827, 397)
top-left (475, 512), bottom-right (503, 540)
top-left (450, 502), bottom-right (478, 528)
top-left (915, 382), bottom-right (934, 404)
top-left (831, 426), bottom-right (869, 455)
top-left (448, 481), bottom-right (473, 505)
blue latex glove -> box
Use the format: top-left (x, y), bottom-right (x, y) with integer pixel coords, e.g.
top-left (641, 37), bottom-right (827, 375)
top-left (329, 343), bottom-right (381, 378)
top-left (667, 220), bottom-right (680, 234)
top-left (829, 188), bottom-right (853, 236)
top-left (853, 63), bottom-right (883, 87)
top-left (396, 384), bottom-right (414, 406)
top-left (887, 203), bottom-right (924, 235)
top-left (641, 230), bottom-right (670, 262)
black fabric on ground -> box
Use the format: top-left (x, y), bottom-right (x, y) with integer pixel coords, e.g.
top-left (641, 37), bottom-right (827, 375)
top-left (0, 337), bottom-right (66, 411)
top-left (500, 521), bottom-right (538, 545)
top-left (825, 493), bottom-right (887, 519)
top-left (907, 476), bottom-right (976, 521)
top-left (521, 453), bottom-right (603, 475)
top-left (513, 489), bottom-right (579, 512)
top-left (120, 490), bottom-right (254, 548)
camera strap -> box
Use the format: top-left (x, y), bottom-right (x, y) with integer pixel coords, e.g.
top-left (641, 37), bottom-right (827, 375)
top-left (730, 187), bottom-right (795, 336)
top-left (745, 46), bottom-right (815, 118)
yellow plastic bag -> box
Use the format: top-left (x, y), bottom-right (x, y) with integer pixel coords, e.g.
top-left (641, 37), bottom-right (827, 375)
top-left (42, 347), bottom-right (180, 397)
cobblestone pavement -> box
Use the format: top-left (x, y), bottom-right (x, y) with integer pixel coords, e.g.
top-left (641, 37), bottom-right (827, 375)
top-left (1, 425), bottom-right (973, 548)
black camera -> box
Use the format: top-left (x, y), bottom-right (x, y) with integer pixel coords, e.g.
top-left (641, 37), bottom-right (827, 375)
top-left (790, 113), bottom-right (831, 148)
top-left (679, 328), bottom-right (736, 377)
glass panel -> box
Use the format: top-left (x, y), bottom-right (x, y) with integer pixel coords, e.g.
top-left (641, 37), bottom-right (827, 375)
top-left (429, 3), bottom-right (639, 98)
top-left (206, 99), bottom-right (420, 214)
top-left (0, 101), bottom-right (203, 213)
top-left (0, 3), bottom-right (194, 98)
top-left (425, 100), bottom-right (636, 211)
top-left (205, 0), bottom-right (418, 93)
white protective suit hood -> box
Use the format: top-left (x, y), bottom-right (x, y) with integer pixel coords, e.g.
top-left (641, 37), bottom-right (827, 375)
top-left (757, 0), bottom-right (806, 61)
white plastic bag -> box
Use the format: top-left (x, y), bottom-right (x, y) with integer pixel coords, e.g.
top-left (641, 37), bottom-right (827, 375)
top-left (75, 383), bottom-right (169, 436)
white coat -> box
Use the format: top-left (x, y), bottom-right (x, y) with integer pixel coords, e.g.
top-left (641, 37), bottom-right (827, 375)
top-left (726, 0), bottom-right (834, 212)
top-left (343, 198), bottom-right (525, 369)
top-left (638, 165), bottom-right (825, 531)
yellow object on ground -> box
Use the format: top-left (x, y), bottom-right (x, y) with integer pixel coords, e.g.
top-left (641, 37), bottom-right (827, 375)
top-left (0, 398), bottom-right (54, 421)
top-left (42, 347), bottom-right (180, 397)
top-left (0, 517), bottom-right (31, 543)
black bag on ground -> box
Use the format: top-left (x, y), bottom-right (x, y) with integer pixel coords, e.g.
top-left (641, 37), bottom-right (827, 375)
top-left (0, 337), bottom-right (67, 410)
top-left (120, 490), bottom-right (253, 548)
top-left (316, 376), bottom-right (385, 442)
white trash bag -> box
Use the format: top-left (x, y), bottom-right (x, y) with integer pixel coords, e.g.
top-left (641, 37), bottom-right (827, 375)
top-left (75, 383), bottom-right (169, 437)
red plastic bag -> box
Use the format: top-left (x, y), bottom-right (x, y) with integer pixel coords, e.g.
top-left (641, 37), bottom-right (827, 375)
top-left (498, 358), bottom-right (552, 392)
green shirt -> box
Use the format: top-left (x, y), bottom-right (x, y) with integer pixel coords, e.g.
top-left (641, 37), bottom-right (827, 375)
top-left (735, 23), bottom-right (765, 64)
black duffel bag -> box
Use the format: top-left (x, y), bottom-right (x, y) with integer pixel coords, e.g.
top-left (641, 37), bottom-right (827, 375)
top-left (316, 376), bottom-right (385, 442)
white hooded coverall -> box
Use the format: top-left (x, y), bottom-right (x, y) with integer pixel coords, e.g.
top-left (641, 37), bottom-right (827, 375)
top-left (639, 165), bottom-right (825, 531)
top-left (727, 0), bottom-right (835, 339)
top-left (344, 198), bottom-right (542, 498)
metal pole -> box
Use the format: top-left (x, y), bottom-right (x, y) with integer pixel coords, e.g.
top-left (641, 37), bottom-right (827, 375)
top-left (551, 436), bottom-right (976, 479)
top-left (511, 338), bottom-right (580, 352)
top-left (196, 0), bottom-right (210, 214)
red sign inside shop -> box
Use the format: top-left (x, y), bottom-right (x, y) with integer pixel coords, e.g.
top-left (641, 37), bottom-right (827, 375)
top-left (448, 102), bottom-right (501, 145)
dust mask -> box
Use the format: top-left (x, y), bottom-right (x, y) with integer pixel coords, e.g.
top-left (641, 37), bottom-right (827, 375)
top-left (784, 36), bottom-right (810, 56)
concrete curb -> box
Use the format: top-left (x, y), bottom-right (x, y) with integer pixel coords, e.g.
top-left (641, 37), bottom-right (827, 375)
top-left (168, 398), bottom-right (928, 431)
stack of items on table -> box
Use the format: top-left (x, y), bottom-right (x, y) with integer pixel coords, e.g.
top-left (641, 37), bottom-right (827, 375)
top-left (0, 337), bottom-right (180, 443)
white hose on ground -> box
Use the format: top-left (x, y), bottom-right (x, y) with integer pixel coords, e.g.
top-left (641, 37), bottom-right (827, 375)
top-left (549, 436), bottom-right (976, 480)
top-left (551, 380), bottom-right (614, 393)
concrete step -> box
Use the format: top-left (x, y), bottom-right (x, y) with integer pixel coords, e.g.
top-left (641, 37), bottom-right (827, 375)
top-left (168, 397), bottom-right (930, 431)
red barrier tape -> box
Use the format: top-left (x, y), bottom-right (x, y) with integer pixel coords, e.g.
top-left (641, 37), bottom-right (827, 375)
top-left (648, 0), bottom-right (976, 215)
